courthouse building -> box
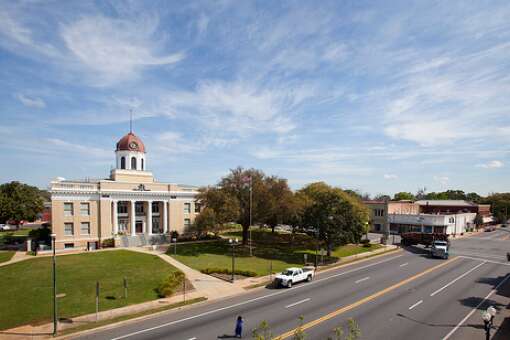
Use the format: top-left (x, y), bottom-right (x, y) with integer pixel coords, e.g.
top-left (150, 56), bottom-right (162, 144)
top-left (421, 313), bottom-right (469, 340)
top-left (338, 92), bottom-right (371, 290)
top-left (49, 130), bottom-right (199, 250)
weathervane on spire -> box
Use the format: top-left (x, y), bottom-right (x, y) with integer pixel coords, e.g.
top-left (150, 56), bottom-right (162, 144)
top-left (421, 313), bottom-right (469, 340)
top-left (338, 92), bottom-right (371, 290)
top-left (129, 109), bottom-right (133, 133)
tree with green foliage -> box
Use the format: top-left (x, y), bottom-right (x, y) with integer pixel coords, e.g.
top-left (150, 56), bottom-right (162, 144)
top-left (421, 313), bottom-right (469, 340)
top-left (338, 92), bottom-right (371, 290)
top-left (0, 181), bottom-right (44, 226)
top-left (191, 207), bottom-right (218, 236)
top-left (474, 214), bottom-right (484, 230)
top-left (196, 186), bottom-right (240, 226)
top-left (484, 193), bottom-right (510, 223)
top-left (265, 176), bottom-right (294, 233)
top-left (392, 192), bottom-right (415, 201)
top-left (299, 182), bottom-right (369, 256)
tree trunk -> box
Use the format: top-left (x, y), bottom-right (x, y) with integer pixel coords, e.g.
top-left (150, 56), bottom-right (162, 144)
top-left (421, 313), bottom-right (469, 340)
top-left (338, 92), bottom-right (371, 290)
top-left (326, 242), bottom-right (331, 257)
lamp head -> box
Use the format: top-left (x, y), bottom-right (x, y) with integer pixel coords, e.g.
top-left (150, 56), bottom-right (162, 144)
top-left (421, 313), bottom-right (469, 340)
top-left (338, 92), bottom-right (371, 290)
top-left (51, 233), bottom-right (56, 239)
top-left (487, 306), bottom-right (497, 317)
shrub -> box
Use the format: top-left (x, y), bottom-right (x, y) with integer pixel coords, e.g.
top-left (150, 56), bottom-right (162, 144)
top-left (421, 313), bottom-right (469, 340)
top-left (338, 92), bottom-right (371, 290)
top-left (101, 238), bottom-right (115, 248)
top-left (200, 267), bottom-right (257, 277)
top-left (360, 239), bottom-right (371, 247)
top-left (156, 271), bottom-right (185, 298)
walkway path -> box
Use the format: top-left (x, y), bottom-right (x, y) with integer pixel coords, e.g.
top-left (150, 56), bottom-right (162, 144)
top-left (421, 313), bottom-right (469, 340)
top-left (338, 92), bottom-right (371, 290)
top-left (0, 251), bottom-right (33, 268)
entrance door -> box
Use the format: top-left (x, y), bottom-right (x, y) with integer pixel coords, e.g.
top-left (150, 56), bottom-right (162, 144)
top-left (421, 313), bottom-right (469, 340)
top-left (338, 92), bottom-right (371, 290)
top-left (136, 221), bottom-right (143, 234)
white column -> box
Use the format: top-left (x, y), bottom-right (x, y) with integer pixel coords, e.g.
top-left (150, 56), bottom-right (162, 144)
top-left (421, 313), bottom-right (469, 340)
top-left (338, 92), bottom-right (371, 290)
top-left (130, 200), bottom-right (136, 235)
top-left (112, 200), bottom-right (118, 235)
top-left (163, 200), bottom-right (168, 234)
top-left (147, 200), bottom-right (153, 235)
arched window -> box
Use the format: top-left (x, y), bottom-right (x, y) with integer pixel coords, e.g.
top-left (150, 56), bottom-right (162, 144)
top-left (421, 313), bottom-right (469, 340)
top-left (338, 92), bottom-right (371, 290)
top-left (131, 157), bottom-right (137, 170)
top-left (120, 157), bottom-right (126, 169)
top-left (141, 158), bottom-right (144, 170)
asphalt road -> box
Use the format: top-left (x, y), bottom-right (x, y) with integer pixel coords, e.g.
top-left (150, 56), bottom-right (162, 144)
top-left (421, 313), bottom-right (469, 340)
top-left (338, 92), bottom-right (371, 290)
top-left (75, 228), bottom-right (510, 340)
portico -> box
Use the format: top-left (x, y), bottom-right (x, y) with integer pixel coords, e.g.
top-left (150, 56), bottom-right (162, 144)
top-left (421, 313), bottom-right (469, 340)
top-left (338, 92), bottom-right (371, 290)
top-left (112, 199), bottom-right (169, 236)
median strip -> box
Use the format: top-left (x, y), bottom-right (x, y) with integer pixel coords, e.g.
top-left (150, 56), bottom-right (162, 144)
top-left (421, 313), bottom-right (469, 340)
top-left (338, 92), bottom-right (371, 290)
top-left (276, 257), bottom-right (460, 339)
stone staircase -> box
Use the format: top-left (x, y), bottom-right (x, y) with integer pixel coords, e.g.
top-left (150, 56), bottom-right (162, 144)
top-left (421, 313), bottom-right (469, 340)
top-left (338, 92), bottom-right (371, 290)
top-left (116, 234), bottom-right (170, 248)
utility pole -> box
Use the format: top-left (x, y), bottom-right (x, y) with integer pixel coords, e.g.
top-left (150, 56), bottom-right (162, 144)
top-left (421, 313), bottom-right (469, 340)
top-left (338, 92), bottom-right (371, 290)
top-left (249, 176), bottom-right (253, 257)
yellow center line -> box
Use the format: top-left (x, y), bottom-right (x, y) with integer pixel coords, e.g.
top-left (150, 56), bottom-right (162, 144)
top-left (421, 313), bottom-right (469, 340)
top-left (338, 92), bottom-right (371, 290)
top-left (276, 256), bottom-right (460, 339)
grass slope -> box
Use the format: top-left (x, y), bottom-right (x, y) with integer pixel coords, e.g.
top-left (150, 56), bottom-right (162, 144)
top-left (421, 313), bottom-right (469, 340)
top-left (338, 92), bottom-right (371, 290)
top-left (171, 230), bottom-right (382, 276)
top-left (0, 251), bottom-right (15, 263)
top-left (0, 250), bottom-right (179, 330)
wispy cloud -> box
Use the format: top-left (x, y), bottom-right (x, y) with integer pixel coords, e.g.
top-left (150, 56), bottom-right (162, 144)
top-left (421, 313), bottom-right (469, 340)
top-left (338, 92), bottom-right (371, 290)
top-left (477, 160), bottom-right (504, 169)
top-left (384, 174), bottom-right (398, 180)
top-left (16, 93), bottom-right (46, 108)
top-left (61, 15), bottom-right (185, 84)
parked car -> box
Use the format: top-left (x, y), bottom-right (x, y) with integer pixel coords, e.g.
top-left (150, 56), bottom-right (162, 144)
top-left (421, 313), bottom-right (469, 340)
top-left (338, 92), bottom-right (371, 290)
top-left (273, 267), bottom-right (315, 288)
top-left (0, 224), bottom-right (12, 231)
top-left (484, 226), bottom-right (496, 232)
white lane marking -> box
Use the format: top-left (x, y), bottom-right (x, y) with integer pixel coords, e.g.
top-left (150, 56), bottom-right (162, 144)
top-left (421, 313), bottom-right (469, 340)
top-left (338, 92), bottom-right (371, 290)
top-left (430, 261), bottom-right (486, 297)
top-left (399, 263), bottom-right (408, 267)
top-left (109, 254), bottom-right (404, 340)
top-left (459, 255), bottom-right (510, 266)
top-left (408, 300), bottom-right (423, 310)
top-left (285, 298), bottom-right (311, 308)
top-left (442, 273), bottom-right (510, 340)
top-left (188, 338), bottom-right (197, 340)
top-left (355, 276), bottom-right (370, 284)
top-left (453, 251), bottom-right (506, 260)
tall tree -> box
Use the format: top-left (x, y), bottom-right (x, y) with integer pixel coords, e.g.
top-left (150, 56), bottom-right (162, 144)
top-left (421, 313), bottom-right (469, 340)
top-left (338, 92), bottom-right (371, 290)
top-left (265, 176), bottom-right (294, 232)
top-left (192, 207), bottom-right (218, 236)
top-left (196, 186), bottom-right (240, 226)
top-left (299, 182), bottom-right (369, 256)
top-left (392, 192), bottom-right (415, 201)
top-left (0, 181), bottom-right (44, 226)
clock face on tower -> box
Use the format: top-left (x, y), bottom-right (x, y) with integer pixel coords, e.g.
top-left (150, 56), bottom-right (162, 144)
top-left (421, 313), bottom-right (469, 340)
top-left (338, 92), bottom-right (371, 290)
top-left (129, 141), bottom-right (138, 150)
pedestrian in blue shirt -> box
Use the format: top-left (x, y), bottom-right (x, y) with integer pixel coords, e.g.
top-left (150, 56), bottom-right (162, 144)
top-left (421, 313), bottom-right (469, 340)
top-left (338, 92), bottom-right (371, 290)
top-left (235, 315), bottom-right (243, 338)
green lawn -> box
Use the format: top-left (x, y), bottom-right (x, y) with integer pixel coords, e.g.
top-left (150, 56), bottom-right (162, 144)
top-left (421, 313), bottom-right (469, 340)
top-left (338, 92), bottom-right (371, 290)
top-left (0, 250), bottom-right (180, 330)
top-left (171, 230), bottom-right (382, 276)
top-left (0, 251), bottom-right (15, 263)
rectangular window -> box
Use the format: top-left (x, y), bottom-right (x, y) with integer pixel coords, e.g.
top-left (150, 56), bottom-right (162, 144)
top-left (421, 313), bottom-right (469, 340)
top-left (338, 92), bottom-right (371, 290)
top-left (152, 202), bottom-right (160, 213)
top-left (64, 203), bottom-right (73, 216)
top-left (184, 218), bottom-right (191, 228)
top-left (135, 203), bottom-right (144, 214)
top-left (80, 222), bottom-right (90, 235)
top-left (184, 203), bottom-right (191, 214)
top-left (195, 203), bottom-right (201, 213)
top-left (64, 243), bottom-right (74, 249)
top-left (80, 203), bottom-right (90, 216)
top-left (152, 217), bottom-right (161, 234)
top-left (64, 223), bottom-right (74, 236)
top-left (118, 219), bottom-right (128, 232)
top-left (118, 202), bottom-right (128, 214)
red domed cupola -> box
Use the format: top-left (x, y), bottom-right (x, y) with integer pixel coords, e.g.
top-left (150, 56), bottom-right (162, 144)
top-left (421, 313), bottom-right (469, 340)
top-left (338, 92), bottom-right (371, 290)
top-left (116, 132), bottom-right (146, 153)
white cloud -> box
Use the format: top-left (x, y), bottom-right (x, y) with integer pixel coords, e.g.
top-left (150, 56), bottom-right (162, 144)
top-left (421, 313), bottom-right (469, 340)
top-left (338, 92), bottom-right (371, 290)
top-left (477, 160), bottom-right (504, 169)
top-left (160, 80), bottom-right (308, 137)
top-left (16, 93), bottom-right (46, 108)
top-left (45, 138), bottom-right (110, 159)
top-left (383, 174), bottom-right (398, 180)
top-left (61, 15), bottom-right (185, 84)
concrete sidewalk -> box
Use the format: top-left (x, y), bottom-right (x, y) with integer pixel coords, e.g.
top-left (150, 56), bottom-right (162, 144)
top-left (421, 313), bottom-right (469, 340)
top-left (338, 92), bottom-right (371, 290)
top-left (129, 247), bottom-right (245, 299)
top-left (0, 251), bottom-right (33, 268)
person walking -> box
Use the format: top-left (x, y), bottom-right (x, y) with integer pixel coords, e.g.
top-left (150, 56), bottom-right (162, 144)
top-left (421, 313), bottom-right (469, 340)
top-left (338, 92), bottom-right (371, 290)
top-left (235, 315), bottom-right (243, 338)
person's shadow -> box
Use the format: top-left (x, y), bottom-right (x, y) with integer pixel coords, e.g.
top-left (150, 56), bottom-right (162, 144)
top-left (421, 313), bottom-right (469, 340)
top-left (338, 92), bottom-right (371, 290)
top-left (217, 335), bottom-right (238, 339)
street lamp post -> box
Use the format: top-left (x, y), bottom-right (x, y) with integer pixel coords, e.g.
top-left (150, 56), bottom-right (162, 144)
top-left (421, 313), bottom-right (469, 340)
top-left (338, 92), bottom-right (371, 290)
top-left (51, 233), bottom-right (57, 336)
top-left (482, 306), bottom-right (497, 340)
top-left (229, 238), bottom-right (239, 282)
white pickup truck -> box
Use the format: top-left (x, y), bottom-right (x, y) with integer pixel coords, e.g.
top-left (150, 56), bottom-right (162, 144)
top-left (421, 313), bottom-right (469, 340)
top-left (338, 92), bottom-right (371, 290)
top-left (274, 267), bottom-right (315, 288)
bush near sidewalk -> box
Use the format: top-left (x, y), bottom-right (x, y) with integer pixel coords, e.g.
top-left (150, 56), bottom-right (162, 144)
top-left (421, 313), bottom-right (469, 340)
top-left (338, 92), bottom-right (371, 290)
top-left (0, 250), bottom-right (180, 330)
top-left (0, 250), bottom-right (15, 263)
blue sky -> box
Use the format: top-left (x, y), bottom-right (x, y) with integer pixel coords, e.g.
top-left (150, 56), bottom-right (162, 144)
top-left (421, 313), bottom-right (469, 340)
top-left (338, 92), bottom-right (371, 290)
top-left (0, 0), bottom-right (509, 196)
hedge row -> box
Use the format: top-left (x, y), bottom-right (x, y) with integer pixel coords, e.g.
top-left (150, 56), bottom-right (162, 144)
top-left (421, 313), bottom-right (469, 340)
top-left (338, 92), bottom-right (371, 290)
top-left (201, 267), bottom-right (257, 277)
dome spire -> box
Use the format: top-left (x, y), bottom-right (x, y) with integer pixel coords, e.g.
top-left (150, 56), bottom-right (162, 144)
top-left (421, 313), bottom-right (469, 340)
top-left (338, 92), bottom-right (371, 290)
top-left (129, 109), bottom-right (133, 133)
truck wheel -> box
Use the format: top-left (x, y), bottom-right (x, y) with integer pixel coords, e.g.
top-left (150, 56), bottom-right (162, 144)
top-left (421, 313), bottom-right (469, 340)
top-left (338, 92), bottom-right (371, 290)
top-left (307, 275), bottom-right (312, 282)
top-left (287, 281), bottom-right (292, 288)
